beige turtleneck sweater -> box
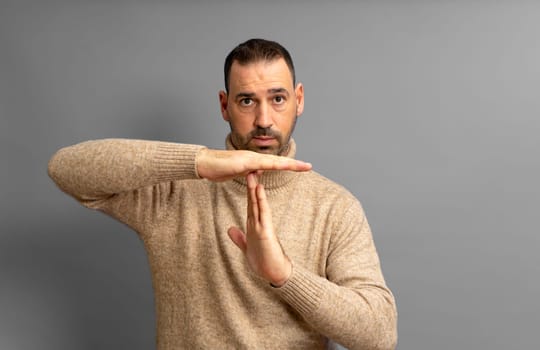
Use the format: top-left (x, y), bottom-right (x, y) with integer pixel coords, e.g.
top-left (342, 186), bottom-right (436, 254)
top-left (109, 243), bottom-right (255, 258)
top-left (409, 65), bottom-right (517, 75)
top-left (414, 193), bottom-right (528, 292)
top-left (48, 137), bottom-right (397, 350)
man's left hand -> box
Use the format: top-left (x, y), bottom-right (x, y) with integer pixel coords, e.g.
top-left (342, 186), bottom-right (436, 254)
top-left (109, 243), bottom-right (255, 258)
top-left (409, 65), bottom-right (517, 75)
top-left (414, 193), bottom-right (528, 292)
top-left (227, 172), bottom-right (292, 287)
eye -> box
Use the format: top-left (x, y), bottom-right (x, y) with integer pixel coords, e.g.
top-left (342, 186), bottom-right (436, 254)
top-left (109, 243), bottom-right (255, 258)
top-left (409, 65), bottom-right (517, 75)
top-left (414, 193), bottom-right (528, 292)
top-left (240, 98), bottom-right (253, 106)
top-left (273, 95), bottom-right (286, 104)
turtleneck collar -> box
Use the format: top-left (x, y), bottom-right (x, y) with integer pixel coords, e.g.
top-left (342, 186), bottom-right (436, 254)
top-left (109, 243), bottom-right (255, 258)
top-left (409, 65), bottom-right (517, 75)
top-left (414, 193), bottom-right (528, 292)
top-left (225, 134), bottom-right (300, 190)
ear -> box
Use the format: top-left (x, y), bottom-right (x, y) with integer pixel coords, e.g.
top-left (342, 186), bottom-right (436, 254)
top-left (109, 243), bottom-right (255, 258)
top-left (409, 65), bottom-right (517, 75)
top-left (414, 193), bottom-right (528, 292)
top-left (294, 83), bottom-right (305, 117)
top-left (219, 90), bottom-right (230, 121)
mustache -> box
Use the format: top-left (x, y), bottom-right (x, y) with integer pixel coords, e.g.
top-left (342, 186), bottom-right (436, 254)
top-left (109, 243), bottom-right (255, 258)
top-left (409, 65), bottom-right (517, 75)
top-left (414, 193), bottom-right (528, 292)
top-left (249, 127), bottom-right (281, 138)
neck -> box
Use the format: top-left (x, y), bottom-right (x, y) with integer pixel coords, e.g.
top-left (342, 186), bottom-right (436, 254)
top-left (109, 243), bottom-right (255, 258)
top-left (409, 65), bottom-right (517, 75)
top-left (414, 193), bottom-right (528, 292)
top-left (225, 134), bottom-right (300, 190)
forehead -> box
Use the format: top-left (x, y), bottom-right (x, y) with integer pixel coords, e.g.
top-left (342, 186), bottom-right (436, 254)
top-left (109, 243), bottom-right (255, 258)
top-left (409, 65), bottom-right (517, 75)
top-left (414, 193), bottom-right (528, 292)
top-left (229, 58), bottom-right (294, 92)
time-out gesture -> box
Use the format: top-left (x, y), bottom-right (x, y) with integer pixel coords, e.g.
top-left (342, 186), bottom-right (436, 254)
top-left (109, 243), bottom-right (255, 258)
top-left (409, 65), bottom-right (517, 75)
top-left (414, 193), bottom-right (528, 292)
top-left (197, 148), bottom-right (311, 182)
top-left (227, 173), bottom-right (292, 287)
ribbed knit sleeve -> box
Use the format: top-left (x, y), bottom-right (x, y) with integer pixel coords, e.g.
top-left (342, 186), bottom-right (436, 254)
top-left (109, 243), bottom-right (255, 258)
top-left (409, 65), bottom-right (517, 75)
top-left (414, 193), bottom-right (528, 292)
top-left (273, 263), bottom-right (325, 314)
top-left (272, 199), bottom-right (398, 350)
top-left (48, 139), bottom-right (205, 202)
top-left (273, 264), bottom-right (397, 350)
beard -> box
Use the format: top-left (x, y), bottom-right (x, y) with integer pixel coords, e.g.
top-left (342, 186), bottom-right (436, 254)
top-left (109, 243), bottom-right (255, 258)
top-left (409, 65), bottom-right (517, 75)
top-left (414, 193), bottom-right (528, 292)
top-left (229, 116), bottom-right (297, 156)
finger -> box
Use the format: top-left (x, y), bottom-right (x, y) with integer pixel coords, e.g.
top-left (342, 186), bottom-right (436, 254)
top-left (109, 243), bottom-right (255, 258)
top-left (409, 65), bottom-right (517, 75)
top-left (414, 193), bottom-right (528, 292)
top-left (286, 158), bottom-right (312, 171)
top-left (227, 227), bottom-right (247, 253)
top-left (256, 183), bottom-right (272, 229)
top-left (247, 173), bottom-right (259, 223)
top-left (246, 172), bottom-right (256, 220)
top-left (247, 172), bottom-right (258, 190)
top-left (261, 156), bottom-right (312, 172)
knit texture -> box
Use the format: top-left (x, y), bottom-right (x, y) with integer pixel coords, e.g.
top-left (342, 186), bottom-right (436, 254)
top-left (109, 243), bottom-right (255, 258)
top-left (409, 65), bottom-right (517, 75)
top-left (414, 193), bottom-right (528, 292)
top-left (48, 138), bottom-right (397, 350)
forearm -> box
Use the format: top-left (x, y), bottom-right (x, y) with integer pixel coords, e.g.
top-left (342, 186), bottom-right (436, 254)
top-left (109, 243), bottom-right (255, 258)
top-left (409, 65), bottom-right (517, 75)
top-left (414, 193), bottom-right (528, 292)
top-left (273, 264), bottom-right (397, 350)
top-left (273, 200), bottom-right (397, 350)
top-left (48, 139), bottom-right (205, 201)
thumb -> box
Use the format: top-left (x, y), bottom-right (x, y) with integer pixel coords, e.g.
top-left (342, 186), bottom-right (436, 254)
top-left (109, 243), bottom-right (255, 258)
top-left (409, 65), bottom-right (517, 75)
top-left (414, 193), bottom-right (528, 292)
top-left (227, 226), bottom-right (247, 253)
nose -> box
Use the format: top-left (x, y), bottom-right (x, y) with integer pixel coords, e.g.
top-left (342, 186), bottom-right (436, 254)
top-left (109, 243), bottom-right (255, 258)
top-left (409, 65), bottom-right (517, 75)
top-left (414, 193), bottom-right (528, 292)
top-left (255, 101), bottom-right (273, 129)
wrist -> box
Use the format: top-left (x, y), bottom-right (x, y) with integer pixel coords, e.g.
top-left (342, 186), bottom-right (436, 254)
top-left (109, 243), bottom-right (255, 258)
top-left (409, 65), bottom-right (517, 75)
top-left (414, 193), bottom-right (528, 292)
top-left (270, 258), bottom-right (292, 288)
top-left (195, 148), bottom-right (210, 179)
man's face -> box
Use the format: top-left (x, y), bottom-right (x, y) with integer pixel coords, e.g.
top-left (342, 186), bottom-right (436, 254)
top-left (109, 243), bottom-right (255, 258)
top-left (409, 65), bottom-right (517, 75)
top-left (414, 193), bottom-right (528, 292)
top-left (219, 58), bottom-right (304, 155)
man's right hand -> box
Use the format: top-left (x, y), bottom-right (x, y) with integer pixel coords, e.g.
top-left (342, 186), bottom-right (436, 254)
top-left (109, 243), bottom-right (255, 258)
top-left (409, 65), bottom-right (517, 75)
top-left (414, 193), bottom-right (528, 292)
top-left (196, 148), bottom-right (312, 182)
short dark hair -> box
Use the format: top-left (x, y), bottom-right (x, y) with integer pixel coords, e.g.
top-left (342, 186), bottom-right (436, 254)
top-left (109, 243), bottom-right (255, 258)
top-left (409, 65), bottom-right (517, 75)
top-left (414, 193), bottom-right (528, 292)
top-left (224, 38), bottom-right (296, 93)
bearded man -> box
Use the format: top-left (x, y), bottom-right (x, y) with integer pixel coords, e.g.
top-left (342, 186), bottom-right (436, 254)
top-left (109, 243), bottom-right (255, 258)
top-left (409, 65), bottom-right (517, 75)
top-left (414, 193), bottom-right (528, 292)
top-left (48, 38), bottom-right (397, 350)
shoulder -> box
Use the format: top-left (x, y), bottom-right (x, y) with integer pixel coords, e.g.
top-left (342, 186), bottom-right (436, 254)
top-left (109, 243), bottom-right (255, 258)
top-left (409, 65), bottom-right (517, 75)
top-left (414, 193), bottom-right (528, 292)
top-left (296, 170), bottom-right (362, 210)
top-left (291, 171), bottom-right (369, 242)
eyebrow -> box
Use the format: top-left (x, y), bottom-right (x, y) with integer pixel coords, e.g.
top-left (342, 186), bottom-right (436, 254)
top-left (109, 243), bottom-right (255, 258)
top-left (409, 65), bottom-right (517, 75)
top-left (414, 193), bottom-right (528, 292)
top-left (268, 88), bottom-right (289, 96)
top-left (234, 88), bottom-right (290, 100)
top-left (234, 92), bottom-right (256, 100)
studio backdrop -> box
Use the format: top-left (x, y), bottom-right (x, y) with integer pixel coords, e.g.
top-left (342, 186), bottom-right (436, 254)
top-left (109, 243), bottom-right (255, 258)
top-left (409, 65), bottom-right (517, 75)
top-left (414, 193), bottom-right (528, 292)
top-left (1, 1), bottom-right (539, 349)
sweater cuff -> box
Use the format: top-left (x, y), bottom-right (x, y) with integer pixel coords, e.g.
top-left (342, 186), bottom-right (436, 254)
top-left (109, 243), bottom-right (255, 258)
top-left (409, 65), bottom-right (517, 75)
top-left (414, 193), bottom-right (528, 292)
top-left (272, 263), bottom-right (325, 317)
top-left (152, 142), bottom-right (207, 182)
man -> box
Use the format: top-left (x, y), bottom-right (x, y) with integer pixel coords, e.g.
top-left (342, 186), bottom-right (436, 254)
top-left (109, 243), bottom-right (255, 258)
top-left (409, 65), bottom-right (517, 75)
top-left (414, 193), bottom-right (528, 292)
top-left (48, 39), bottom-right (397, 349)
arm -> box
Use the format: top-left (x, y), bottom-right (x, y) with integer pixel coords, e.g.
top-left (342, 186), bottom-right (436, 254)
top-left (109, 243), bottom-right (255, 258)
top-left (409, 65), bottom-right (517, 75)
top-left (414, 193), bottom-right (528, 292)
top-left (228, 174), bottom-right (397, 350)
top-left (48, 139), bottom-right (311, 203)
top-left (48, 139), bottom-right (204, 204)
top-left (274, 202), bottom-right (397, 350)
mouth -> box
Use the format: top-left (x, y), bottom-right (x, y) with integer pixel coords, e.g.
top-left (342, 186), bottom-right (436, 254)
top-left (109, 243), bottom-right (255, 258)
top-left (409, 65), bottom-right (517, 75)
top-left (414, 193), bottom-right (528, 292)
top-left (252, 136), bottom-right (276, 146)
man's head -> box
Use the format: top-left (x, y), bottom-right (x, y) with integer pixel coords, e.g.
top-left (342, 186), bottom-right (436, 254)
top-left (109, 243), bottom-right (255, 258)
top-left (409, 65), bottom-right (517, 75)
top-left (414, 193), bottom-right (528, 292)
top-left (220, 38), bottom-right (304, 155)
top-left (223, 39), bottom-right (296, 94)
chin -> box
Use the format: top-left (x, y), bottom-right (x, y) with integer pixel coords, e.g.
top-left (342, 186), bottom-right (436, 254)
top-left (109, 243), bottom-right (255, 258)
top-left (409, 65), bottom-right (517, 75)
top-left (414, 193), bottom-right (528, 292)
top-left (252, 146), bottom-right (277, 155)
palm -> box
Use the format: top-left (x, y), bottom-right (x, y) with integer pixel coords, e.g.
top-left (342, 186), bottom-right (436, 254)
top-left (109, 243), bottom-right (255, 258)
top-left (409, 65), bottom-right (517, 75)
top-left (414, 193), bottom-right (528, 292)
top-left (227, 173), bottom-right (292, 286)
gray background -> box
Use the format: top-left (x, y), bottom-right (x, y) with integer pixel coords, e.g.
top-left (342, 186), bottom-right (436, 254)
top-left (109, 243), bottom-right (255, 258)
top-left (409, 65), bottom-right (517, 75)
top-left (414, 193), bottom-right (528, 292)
top-left (1, 0), bottom-right (539, 349)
